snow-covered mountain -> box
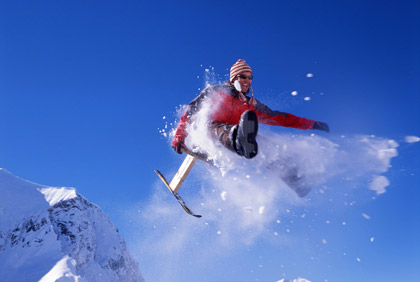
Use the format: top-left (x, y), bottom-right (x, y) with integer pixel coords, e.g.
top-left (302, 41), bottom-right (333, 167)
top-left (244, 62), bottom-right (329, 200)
top-left (0, 168), bottom-right (144, 282)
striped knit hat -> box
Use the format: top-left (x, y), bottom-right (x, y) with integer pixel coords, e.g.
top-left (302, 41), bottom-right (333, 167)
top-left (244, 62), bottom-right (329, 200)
top-left (230, 59), bottom-right (252, 83)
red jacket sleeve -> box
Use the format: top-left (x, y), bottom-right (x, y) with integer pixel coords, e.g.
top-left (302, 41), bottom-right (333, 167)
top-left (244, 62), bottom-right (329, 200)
top-left (254, 100), bottom-right (315, 130)
top-left (172, 89), bottom-right (209, 144)
top-left (173, 111), bottom-right (189, 144)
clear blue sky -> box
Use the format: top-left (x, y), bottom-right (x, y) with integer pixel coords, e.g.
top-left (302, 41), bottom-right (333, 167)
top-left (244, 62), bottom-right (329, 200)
top-left (1, 1), bottom-right (419, 281)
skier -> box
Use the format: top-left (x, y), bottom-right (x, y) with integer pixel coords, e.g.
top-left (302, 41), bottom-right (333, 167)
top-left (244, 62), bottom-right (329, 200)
top-left (172, 59), bottom-right (329, 160)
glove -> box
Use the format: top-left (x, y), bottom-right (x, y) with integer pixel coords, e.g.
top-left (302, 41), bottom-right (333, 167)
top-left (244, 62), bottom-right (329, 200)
top-left (312, 121), bottom-right (330, 133)
top-left (171, 137), bottom-right (186, 154)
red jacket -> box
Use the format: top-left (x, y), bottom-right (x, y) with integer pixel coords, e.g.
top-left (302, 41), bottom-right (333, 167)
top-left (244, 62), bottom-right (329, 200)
top-left (173, 83), bottom-right (315, 143)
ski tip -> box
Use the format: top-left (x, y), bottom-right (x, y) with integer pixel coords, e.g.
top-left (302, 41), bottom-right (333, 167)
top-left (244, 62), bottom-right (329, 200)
top-left (154, 169), bottom-right (202, 218)
top-left (154, 169), bottom-right (164, 181)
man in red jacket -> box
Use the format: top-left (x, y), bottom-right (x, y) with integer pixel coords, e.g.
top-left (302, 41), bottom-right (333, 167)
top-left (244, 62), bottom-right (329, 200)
top-left (172, 59), bottom-right (329, 159)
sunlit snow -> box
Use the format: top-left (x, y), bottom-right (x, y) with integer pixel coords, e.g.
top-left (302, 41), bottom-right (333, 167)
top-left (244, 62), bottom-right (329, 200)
top-left (369, 175), bottom-right (390, 195)
top-left (39, 187), bottom-right (77, 206)
top-left (39, 256), bottom-right (80, 282)
top-left (404, 135), bottom-right (420, 143)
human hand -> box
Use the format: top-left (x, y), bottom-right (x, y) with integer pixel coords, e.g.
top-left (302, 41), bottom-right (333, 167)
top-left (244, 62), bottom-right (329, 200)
top-left (171, 138), bottom-right (186, 154)
top-left (313, 121), bottom-right (330, 133)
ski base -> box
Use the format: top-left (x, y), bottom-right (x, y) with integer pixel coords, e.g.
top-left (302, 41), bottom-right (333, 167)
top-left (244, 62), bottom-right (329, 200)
top-left (154, 169), bottom-right (202, 218)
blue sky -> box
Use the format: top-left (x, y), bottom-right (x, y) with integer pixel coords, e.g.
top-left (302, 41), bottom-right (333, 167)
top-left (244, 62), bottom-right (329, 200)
top-left (1, 0), bottom-right (419, 281)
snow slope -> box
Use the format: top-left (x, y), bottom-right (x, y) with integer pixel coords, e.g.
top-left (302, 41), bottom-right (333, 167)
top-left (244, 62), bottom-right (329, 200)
top-left (0, 168), bottom-right (144, 282)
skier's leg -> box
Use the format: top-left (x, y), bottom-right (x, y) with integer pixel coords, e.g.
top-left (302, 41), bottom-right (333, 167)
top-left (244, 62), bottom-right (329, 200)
top-left (209, 110), bottom-right (259, 159)
top-left (209, 122), bottom-right (237, 152)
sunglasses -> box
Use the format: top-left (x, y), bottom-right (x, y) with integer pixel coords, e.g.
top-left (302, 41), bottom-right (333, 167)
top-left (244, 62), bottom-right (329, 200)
top-left (237, 74), bottom-right (253, 80)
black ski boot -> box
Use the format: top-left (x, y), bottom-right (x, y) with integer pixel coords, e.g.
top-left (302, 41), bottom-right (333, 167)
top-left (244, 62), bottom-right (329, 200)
top-left (235, 110), bottom-right (259, 159)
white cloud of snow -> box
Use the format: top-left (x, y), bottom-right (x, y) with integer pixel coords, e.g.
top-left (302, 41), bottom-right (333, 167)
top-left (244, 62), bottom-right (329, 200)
top-left (144, 83), bottom-right (401, 281)
top-left (369, 175), bottom-right (390, 195)
top-left (136, 121), bottom-right (400, 281)
top-left (404, 136), bottom-right (420, 143)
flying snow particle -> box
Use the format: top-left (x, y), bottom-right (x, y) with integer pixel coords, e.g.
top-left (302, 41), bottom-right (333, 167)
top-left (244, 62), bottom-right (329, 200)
top-left (322, 239), bottom-right (327, 245)
top-left (217, 231), bottom-right (221, 235)
top-left (306, 73), bottom-right (314, 78)
top-left (405, 136), bottom-right (420, 143)
top-left (356, 258), bottom-right (361, 262)
top-left (362, 213), bottom-right (371, 220)
top-left (221, 191), bottom-right (227, 201)
top-left (258, 206), bottom-right (265, 215)
top-left (370, 237), bottom-right (375, 242)
top-left (162, 116), bottom-right (166, 120)
top-left (369, 175), bottom-right (390, 195)
top-left (304, 97), bottom-right (311, 101)
top-left (291, 91), bottom-right (298, 96)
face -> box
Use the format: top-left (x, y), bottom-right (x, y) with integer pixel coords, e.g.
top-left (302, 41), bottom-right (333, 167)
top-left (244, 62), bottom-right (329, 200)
top-left (235, 71), bottom-right (252, 93)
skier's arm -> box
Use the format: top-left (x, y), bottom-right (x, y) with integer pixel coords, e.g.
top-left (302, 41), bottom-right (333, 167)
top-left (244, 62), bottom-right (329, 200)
top-left (254, 100), bottom-right (329, 131)
top-left (171, 112), bottom-right (189, 153)
top-left (171, 90), bottom-right (209, 153)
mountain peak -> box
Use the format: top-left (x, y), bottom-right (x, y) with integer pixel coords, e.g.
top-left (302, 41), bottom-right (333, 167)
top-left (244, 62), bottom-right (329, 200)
top-left (39, 187), bottom-right (77, 206)
top-left (0, 169), bottom-right (144, 282)
top-left (0, 169), bottom-right (47, 230)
